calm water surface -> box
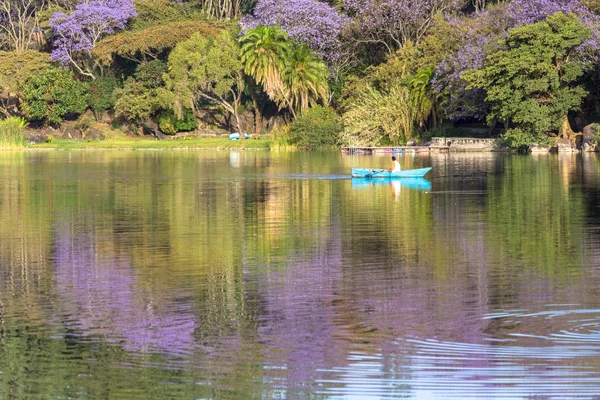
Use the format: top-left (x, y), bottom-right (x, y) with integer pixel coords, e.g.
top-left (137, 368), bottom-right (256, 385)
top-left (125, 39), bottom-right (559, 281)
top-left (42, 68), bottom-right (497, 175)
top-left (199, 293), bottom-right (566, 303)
top-left (1, 150), bottom-right (600, 399)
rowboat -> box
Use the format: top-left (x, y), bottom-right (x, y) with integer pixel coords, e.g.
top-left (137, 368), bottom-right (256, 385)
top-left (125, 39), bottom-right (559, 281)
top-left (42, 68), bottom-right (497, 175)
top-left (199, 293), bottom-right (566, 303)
top-left (351, 167), bottom-right (432, 178)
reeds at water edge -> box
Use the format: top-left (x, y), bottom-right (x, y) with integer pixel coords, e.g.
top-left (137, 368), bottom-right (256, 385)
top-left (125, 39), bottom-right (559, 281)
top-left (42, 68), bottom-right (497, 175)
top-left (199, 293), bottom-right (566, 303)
top-left (0, 117), bottom-right (26, 149)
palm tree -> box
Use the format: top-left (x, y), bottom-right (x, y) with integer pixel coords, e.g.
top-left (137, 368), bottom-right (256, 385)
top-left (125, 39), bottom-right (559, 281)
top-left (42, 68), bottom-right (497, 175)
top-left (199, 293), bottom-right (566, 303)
top-left (409, 67), bottom-right (438, 130)
top-left (239, 26), bottom-right (291, 103)
top-left (282, 44), bottom-right (329, 117)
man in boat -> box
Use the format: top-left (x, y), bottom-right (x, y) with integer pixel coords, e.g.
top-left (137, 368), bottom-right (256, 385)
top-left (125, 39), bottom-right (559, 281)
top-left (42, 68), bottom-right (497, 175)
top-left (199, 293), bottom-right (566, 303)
top-left (389, 156), bottom-right (401, 172)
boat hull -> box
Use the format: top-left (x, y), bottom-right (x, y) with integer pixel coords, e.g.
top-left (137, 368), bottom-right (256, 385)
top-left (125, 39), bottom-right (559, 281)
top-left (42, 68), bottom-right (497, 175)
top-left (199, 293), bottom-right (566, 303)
top-left (351, 167), bottom-right (432, 178)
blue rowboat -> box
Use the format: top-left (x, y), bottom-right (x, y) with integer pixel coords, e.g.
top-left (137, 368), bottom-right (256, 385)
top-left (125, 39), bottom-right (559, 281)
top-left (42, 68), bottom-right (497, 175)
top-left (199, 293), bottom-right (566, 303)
top-left (351, 167), bottom-right (432, 178)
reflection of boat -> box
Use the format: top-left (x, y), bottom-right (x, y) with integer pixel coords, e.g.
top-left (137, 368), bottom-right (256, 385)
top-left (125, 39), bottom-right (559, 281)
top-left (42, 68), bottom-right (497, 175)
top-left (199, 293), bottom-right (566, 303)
top-left (351, 167), bottom-right (432, 178)
top-left (351, 177), bottom-right (431, 191)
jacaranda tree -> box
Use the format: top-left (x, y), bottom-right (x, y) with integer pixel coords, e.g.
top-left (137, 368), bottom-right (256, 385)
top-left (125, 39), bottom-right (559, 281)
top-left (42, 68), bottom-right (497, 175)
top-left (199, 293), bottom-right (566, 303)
top-left (50, 0), bottom-right (137, 79)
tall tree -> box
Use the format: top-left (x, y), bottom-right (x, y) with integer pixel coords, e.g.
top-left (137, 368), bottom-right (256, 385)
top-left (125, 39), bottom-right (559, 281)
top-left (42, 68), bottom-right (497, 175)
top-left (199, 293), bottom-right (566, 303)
top-left (0, 0), bottom-right (43, 52)
top-left (465, 12), bottom-right (591, 148)
top-left (161, 29), bottom-right (246, 134)
top-left (239, 25), bottom-right (290, 101)
top-left (282, 44), bottom-right (329, 116)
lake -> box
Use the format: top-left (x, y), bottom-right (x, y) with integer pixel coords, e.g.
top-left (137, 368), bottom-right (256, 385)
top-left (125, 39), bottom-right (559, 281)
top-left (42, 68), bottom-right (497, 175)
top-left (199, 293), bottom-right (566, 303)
top-left (1, 150), bottom-right (600, 399)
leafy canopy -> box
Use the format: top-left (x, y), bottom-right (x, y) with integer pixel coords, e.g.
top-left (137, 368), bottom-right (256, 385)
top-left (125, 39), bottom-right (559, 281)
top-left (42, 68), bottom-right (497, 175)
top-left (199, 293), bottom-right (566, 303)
top-left (0, 51), bottom-right (51, 94)
top-left (21, 68), bottom-right (89, 124)
top-left (161, 29), bottom-right (245, 131)
top-left (465, 12), bottom-right (590, 147)
top-left (93, 20), bottom-right (227, 64)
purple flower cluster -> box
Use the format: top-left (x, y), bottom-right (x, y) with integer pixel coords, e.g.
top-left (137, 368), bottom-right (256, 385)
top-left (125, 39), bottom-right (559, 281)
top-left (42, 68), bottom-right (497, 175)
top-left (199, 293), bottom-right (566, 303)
top-left (240, 0), bottom-right (351, 63)
top-left (50, 0), bottom-right (137, 72)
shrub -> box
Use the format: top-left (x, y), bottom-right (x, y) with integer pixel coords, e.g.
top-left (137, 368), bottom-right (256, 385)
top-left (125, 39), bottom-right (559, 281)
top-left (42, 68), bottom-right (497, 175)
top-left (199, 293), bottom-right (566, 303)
top-left (114, 78), bottom-right (160, 123)
top-left (289, 106), bottom-right (342, 149)
top-left (88, 75), bottom-right (120, 119)
top-left (157, 109), bottom-right (197, 134)
top-left (113, 62), bottom-right (167, 124)
top-left (73, 116), bottom-right (94, 132)
top-left (0, 117), bottom-right (26, 149)
top-left (21, 68), bottom-right (89, 124)
top-left (271, 125), bottom-right (294, 148)
top-left (503, 128), bottom-right (547, 150)
top-left (134, 60), bottom-right (167, 89)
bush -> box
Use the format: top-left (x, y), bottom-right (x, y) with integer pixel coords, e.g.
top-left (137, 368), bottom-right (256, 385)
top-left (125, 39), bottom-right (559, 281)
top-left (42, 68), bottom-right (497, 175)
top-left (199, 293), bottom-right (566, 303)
top-left (114, 78), bottom-right (161, 123)
top-left (88, 75), bottom-right (120, 119)
top-left (134, 60), bottom-right (167, 89)
top-left (271, 125), bottom-right (294, 148)
top-left (21, 68), bottom-right (89, 124)
top-left (0, 117), bottom-right (26, 149)
top-left (113, 62), bottom-right (167, 124)
top-left (157, 109), bottom-right (197, 134)
top-left (289, 106), bottom-right (342, 150)
top-left (503, 128), bottom-right (547, 150)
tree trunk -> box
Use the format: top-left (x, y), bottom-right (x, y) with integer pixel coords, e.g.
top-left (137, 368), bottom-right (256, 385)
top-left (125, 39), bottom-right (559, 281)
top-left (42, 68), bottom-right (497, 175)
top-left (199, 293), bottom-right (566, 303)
top-left (559, 114), bottom-right (576, 140)
top-left (252, 95), bottom-right (263, 134)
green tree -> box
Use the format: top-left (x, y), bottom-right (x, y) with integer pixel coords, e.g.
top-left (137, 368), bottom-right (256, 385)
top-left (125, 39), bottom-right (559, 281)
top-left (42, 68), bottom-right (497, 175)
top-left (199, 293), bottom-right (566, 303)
top-left (465, 12), bottom-right (590, 148)
top-left (240, 26), bottom-right (293, 113)
top-left (161, 29), bottom-right (245, 133)
top-left (114, 60), bottom-right (167, 124)
top-left (283, 45), bottom-right (329, 117)
top-left (0, 51), bottom-right (50, 117)
top-left (21, 68), bottom-right (89, 124)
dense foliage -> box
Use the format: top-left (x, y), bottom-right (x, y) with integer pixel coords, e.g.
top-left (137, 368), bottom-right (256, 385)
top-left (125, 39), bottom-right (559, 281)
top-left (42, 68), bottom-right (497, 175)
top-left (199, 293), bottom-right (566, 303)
top-left (161, 29), bottom-right (246, 132)
top-left (1, 0), bottom-right (600, 148)
top-left (289, 105), bottom-right (342, 149)
top-left (21, 68), bottom-right (89, 124)
top-left (465, 12), bottom-right (590, 148)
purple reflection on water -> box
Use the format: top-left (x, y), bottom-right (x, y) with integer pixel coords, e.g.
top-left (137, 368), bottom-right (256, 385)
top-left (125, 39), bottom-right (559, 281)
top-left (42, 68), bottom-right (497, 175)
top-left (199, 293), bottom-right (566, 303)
top-left (52, 212), bottom-right (196, 356)
top-left (257, 222), bottom-right (349, 389)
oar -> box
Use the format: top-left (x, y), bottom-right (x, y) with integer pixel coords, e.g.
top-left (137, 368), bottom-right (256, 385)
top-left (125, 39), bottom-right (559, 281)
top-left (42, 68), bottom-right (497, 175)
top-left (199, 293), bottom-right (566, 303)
top-left (368, 169), bottom-right (385, 178)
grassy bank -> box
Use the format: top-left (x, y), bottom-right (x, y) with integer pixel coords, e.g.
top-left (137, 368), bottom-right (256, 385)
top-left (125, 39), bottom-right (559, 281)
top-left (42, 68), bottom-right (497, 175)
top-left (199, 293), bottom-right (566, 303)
top-left (29, 131), bottom-right (272, 150)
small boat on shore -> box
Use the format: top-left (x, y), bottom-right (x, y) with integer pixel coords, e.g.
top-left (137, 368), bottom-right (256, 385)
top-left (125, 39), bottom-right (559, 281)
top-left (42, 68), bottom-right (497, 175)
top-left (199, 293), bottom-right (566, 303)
top-left (351, 167), bottom-right (432, 178)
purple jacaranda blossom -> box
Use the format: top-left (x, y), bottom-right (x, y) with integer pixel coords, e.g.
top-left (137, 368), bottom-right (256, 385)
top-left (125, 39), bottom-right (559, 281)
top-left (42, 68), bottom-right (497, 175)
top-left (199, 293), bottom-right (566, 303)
top-left (240, 0), bottom-right (351, 63)
top-left (50, 0), bottom-right (137, 78)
